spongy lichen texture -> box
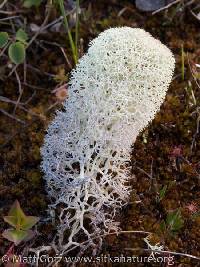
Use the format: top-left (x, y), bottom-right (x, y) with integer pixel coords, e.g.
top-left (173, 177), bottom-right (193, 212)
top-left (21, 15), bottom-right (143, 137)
top-left (41, 27), bottom-right (175, 256)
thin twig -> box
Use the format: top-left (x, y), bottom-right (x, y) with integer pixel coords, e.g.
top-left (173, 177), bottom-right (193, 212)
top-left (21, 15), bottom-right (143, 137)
top-left (0, 41), bottom-right (10, 57)
top-left (60, 47), bottom-right (72, 69)
top-left (191, 108), bottom-right (200, 152)
top-left (41, 16), bottom-right (63, 31)
top-left (0, 16), bottom-right (20, 21)
top-left (8, 64), bottom-right (18, 78)
top-left (0, 0), bottom-right (8, 9)
top-left (0, 93), bottom-right (35, 106)
top-left (24, 56), bottom-right (27, 84)
top-left (28, 0), bottom-right (53, 47)
top-left (0, 96), bottom-right (24, 105)
top-left (135, 166), bottom-right (152, 179)
top-left (0, 108), bottom-right (25, 124)
top-left (185, 0), bottom-right (196, 7)
top-left (118, 7), bottom-right (128, 17)
top-left (19, 105), bottom-right (42, 118)
top-left (22, 82), bottom-right (51, 91)
top-left (152, 0), bottom-right (181, 15)
top-left (13, 70), bottom-right (23, 114)
top-left (0, 10), bottom-right (24, 15)
top-left (187, 54), bottom-right (200, 89)
top-left (190, 9), bottom-right (200, 21)
top-left (24, 91), bottom-right (36, 104)
top-left (26, 64), bottom-right (56, 78)
top-left (41, 7), bottom-right (75, 32)
top-left (116, 230), bottom-right (151, 235)
top-left (40, 39), bottom-right (63, 47)
top-left (15, 70), bottom-right (22, 94)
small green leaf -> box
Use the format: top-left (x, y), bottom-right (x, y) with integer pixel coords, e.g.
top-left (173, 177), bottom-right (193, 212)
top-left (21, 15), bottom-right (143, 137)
top-left (0, 32), bottom-right (9, 48)
top-left (3, 216), bottom-right (19, 229)
top-left (20, 216), bottom-right (39, 230)
top-left (23, 229), bottom-right (35, 241)
top-left (16, 29), bottom-right (28, 44)
top-left (8, 42), bottom-right (25, 64)
top-left (4, 200), bottom-right (26, 229)
top-left (3, 200), bottom-right (39, 230)
top-left (2, 229), bottom-right (28, 245)
top-left (23, 0), bottom-right (41, 8)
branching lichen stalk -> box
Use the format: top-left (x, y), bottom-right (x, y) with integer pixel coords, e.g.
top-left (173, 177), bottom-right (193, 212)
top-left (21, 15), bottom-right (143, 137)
top-left (41, 27), bottom-right (175, 256)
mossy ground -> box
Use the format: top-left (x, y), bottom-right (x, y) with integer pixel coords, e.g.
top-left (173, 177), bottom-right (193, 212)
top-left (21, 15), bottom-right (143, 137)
top-left (0, 1), bottom-right (200, 266)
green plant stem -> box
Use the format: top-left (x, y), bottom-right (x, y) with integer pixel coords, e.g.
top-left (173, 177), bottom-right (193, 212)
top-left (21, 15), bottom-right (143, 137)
top-left (75, 0), bottom-right (79, 61)
top-left (58, 0), bottom-right (77, 64)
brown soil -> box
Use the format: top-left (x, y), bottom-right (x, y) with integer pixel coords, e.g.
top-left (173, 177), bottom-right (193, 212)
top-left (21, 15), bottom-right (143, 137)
top-left (0, 1), bottom-right (200, 266)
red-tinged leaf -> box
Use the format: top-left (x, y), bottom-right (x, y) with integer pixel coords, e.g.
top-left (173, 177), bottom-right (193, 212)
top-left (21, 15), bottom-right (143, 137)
top-left (4, 245), bottom-right (26, 267)
top-left (3, 216), bottom-right (19, 229)
top-left (4, 244), bottom-right (15, 257)
top-left (2, 229), bottom-right (28, 245)
top-left (3, 200), bottom-right (39, 230)
top-left (5, 260), bottom-right (26, 267)
top-left (4, 257), bottom-right (27, 267)
top-left (23, 230), bottom-right (36, 242)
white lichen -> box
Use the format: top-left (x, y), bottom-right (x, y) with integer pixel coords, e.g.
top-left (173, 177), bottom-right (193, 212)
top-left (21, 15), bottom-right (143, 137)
top-left (41, 27), bottom-right (175, 256)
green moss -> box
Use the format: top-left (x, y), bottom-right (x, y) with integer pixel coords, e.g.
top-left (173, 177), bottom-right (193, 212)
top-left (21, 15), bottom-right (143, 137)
top-left (27, 170), bottom-right (41, 187)
top-left (31, 146), bottom-right (41, 161)
top-left (30, 196), bottom-right (46, 209)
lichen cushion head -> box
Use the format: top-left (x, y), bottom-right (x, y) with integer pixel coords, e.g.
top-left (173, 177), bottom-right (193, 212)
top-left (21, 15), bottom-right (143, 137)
top-left (41, 27), bottom-right (175, 255)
